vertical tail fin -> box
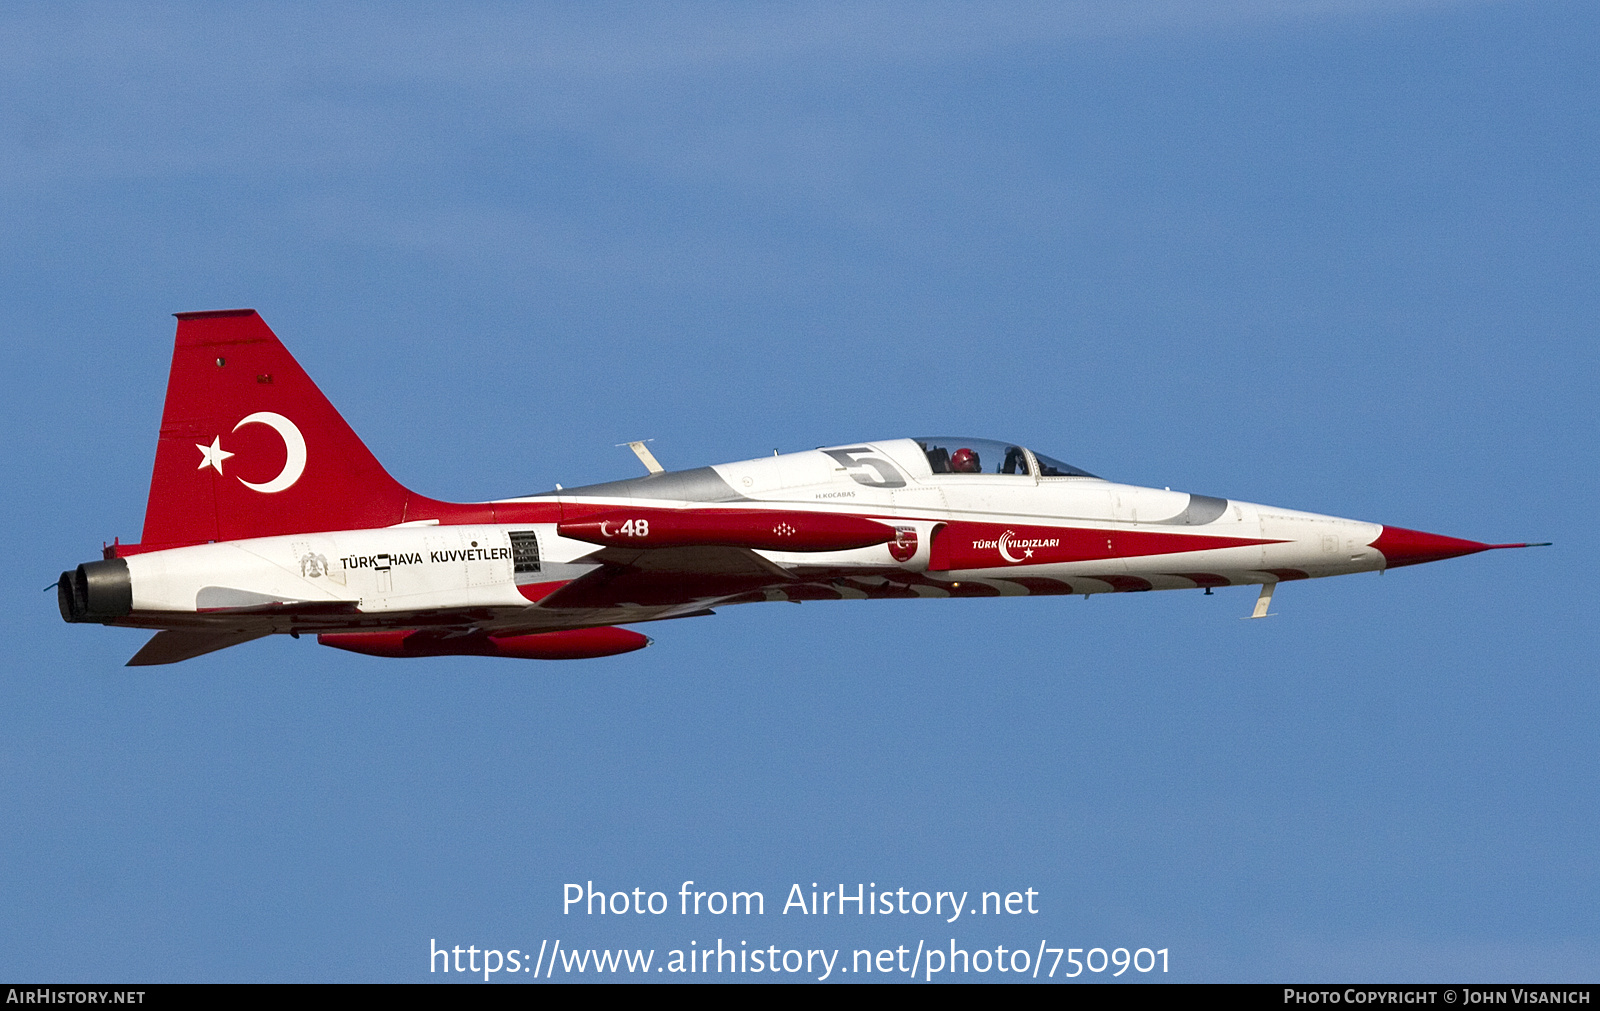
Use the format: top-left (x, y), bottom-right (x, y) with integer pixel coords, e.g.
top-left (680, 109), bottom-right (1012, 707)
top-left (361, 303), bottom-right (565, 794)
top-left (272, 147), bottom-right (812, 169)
top-left (140, 310), bottom-right (417, 546)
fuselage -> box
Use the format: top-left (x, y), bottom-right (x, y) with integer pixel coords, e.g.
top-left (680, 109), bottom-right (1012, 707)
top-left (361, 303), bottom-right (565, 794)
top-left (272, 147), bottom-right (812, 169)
top-left (99, 437), bottom-right (1385, 639)
top-left (62, 311), bottom-right (1529, 665)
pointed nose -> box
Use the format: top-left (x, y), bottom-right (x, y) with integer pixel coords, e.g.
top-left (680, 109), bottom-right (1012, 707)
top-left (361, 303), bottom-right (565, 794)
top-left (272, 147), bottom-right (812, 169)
top-left (1371, 526), bottom-right (1527, 569)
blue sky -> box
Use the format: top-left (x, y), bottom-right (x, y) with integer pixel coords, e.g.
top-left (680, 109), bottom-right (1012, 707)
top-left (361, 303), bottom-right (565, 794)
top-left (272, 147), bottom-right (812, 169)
top-left (2, 0), bottom-right (1596, 982)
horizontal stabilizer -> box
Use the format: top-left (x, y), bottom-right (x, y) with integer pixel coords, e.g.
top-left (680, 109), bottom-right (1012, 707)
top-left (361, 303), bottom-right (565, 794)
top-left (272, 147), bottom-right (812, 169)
top-left (127, 628), bottom-right (271, 666)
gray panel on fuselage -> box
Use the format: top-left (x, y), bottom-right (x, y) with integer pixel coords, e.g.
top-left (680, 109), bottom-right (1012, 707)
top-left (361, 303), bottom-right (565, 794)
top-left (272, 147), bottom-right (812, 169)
top-left (1149, 494), bottom-right (1229, 526)
top-left (545, 467), bottom-right (750, 503)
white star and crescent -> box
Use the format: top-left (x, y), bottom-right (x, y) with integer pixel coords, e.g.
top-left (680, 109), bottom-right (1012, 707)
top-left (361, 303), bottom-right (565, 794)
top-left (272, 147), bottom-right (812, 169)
top-left (195, 436), bottom-right (234, 474)
top-left (998, 529), bottom-right (1023, 563)
top-left (192, 413), bottom-right (307, 493)
top-left (996, 530), bottom-right (1041, 564)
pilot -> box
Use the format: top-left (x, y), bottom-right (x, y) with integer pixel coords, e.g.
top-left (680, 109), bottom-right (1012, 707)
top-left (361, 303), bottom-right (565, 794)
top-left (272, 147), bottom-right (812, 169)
top-left (950, 447), bottom-right (981, 473)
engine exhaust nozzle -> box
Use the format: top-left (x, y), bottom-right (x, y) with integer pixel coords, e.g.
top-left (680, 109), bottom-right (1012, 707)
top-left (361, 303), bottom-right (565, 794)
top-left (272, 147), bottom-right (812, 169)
top-left (57, 558), bottom-right (132, 623)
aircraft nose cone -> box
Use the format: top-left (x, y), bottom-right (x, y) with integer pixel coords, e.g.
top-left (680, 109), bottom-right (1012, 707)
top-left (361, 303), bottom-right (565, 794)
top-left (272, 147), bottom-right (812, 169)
top-left (1371, 525), bottom-right (1492, 568)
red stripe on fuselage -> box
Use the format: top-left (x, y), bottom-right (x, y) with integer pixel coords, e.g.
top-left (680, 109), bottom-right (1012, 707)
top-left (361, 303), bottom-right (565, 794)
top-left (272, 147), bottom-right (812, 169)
top-left (927, 521), bottom-right (1278, 571)
top-left (557, 507), bottom-right (894, 552)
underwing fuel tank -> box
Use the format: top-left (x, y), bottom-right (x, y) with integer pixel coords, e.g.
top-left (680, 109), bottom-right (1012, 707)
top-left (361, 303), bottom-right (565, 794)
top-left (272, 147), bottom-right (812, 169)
top-left (317, 626), bottom-right (652, 660)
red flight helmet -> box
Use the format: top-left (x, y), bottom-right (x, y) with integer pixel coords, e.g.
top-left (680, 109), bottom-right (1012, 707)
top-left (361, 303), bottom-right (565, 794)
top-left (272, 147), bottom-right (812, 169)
top-left (950, 447), bottom-right (981, 473)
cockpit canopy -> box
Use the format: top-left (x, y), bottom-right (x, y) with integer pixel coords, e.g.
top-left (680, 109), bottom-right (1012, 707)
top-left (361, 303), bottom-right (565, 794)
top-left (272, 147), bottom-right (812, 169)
top-left (914, 436), bottom-right (1098, 479)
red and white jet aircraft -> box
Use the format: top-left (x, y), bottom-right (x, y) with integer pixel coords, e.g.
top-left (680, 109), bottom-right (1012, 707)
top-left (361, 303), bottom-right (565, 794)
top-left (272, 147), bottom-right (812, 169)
top-left (58, 311), bottom-right (1545, 665)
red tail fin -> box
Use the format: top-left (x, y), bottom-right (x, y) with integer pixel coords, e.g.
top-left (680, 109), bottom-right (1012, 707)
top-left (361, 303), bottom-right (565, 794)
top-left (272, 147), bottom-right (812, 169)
top-left (140, 310), bottom-right (416, 546)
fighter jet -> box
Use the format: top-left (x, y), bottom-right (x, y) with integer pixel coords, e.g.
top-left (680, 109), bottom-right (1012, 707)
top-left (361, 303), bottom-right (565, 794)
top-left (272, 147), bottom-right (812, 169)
top-left (57, 310), bottom-right (1546, 665)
